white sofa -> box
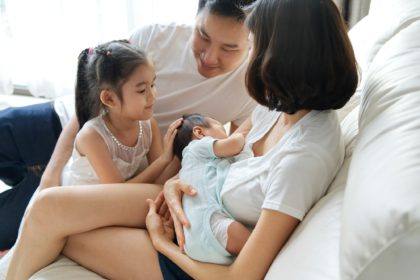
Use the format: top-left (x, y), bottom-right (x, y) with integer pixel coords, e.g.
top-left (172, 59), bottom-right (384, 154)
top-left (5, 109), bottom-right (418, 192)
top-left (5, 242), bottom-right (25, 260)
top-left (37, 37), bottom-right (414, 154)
top-left (2, 0), bottom-right (420, 279)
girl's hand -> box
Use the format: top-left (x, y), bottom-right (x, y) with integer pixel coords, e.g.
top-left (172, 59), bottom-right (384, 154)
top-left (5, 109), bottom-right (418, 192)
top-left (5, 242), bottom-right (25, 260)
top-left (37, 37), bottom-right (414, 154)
top-left (160, 118), bottom-right (182, 163)
top-left (146, 194), bottom-right (175, 250)
top-left (163, 177), bottom-right (197, 252)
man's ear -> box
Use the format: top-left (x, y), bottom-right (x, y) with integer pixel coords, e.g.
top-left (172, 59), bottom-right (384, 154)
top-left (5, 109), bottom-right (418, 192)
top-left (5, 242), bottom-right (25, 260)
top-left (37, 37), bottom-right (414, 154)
top-left (100, 89), bottom-right (117, 108)
top-left (192, 126), bottom-right (205, 139)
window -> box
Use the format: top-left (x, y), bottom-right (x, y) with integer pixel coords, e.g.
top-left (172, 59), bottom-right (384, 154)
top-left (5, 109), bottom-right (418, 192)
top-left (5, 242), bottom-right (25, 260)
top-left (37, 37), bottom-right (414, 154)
top-left (0, 0), bottom-right (198, 98)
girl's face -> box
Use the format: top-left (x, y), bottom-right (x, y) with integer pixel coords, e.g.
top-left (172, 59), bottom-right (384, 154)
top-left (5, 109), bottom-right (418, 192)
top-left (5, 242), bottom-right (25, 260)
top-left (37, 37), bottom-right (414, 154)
top-left (202, 118), bottom-right (228, 139)
top-left (192, 9), bottom-right (250, 78)
top-left (119, 62), bottom-right (156, 121)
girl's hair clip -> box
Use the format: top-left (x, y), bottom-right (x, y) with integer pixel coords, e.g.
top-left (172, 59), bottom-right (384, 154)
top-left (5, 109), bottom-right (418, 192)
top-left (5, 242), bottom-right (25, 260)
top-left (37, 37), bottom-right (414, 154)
top-left (106, 50), bottom-right (111, 56)
top-left (88, 48), bottom-right (95, 55)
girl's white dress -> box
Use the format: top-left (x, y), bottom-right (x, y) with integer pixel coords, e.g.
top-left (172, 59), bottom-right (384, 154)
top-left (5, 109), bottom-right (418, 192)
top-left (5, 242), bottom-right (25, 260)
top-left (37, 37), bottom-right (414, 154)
top-left (61, 115), bottom-right (152, 185)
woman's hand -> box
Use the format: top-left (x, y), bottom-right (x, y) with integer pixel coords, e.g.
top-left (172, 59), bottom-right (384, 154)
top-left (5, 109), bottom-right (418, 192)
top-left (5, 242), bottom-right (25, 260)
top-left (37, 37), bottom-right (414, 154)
top-left (163, 177), bottom-right (197, 252)
top-left (146, 192), bottom-right (175, 250)
top-left (160, 118), bottom-right (182, 163)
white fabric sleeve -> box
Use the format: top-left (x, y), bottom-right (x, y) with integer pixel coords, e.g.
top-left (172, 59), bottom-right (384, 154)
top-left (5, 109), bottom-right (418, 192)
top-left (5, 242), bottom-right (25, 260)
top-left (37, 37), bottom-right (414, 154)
top-left (128, 25), bottom-right (154, 51)
top-left (262, 148), bottom-right (329, 220)
top-left (210, 212), bottom-right (235, 249)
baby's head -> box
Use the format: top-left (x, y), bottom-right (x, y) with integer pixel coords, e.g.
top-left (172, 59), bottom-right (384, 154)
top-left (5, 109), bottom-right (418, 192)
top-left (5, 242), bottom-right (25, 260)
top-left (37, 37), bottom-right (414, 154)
top-left (173, 113), bottom-right (228, 160)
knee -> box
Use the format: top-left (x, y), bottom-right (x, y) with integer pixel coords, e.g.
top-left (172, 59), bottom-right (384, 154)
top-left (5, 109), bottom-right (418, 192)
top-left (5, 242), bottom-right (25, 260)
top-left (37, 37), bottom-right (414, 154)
top-left (22, 188), bottom-right (60, 232)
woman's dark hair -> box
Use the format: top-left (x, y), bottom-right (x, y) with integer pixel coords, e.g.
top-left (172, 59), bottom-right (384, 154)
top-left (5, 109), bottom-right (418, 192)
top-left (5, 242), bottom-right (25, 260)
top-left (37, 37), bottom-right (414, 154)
top-left (173, 113), bottom-right (211, 160)
top-left (197, 0), bottom-right (256, 21)
top-left (75, 39), bottom-right (149, 129)
top-left (246, 0), bottom-right (358, 113)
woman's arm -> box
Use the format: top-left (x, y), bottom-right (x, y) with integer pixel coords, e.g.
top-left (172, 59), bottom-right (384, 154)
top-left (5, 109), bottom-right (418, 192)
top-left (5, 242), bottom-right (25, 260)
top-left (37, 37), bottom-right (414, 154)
top-left (128, 118), bottom-right (181, 184)
top-left (147, 201), bottom-right (299, 280)
top-left (40, 115), bottom-right (79, 189)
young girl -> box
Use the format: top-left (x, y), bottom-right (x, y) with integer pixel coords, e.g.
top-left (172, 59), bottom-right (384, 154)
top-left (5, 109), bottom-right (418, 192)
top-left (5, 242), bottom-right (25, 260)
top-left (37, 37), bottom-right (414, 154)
top-left (62, 40), bottom-right (180, 186)
top-left (173, 113), bottom-right (251, 264)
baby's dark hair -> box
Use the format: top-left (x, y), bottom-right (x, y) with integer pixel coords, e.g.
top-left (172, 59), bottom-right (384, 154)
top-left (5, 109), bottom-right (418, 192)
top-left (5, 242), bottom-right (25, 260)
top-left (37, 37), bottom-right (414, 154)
top-left (75, 39), bottom-right (149, 129)
top-left (173, 113), bottom-right (211, 160)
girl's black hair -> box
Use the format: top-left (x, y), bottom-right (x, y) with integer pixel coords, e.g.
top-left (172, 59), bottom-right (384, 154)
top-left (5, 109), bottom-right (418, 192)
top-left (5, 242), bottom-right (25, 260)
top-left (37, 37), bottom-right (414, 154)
top-left (197, 0), bottom-right (256, 21)
top-left (173, 113), bottom-right (211, 160)
top-left (75, 39), bottom-right (149, 129)
top-left (245, 0), bottom-right (358, 114)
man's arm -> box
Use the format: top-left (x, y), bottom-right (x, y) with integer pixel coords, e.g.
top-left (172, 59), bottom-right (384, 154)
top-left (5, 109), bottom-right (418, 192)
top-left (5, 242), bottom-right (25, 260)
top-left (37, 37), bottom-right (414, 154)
top-left (39, 115), bottom-right (79, 189)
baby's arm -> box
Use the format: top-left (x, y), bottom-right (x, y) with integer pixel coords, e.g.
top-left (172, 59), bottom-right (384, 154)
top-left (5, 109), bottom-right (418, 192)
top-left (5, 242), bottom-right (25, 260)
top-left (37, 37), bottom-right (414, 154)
top-left (226, 221), bottom-right (252, 255)
top-left (213, 133), bottom-right (245, 158)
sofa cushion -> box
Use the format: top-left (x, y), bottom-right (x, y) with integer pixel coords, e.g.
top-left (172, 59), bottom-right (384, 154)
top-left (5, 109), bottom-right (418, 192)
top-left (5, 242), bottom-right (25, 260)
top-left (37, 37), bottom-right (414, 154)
top-left (340, 18), bottom-right (420, 280)
top-left (30, 255), bottom-right (104, 280)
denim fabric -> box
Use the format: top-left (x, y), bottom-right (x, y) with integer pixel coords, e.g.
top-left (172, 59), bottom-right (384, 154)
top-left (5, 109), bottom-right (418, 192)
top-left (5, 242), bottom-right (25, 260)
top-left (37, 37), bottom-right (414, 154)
top-left (158, 253), bottom-right (193, 280)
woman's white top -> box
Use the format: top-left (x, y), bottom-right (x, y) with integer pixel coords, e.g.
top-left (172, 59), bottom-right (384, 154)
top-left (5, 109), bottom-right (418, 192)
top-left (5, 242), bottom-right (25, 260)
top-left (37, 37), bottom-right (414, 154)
top-left (61, 116), bottom-right (152, 185)
top-left (221, 105), bottom-right (344, 228)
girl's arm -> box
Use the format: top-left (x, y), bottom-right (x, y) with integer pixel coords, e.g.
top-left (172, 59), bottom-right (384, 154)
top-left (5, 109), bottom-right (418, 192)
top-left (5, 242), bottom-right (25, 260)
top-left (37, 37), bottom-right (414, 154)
top-left (127, 118), bottom-right (181, 184)
top-left (147, 200), bottom-right (299, 280)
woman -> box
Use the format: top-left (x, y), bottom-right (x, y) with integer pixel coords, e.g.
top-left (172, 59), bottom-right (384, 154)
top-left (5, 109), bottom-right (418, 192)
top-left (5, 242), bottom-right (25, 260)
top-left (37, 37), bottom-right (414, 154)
top-left (6, 0), bottom-right (358, 279)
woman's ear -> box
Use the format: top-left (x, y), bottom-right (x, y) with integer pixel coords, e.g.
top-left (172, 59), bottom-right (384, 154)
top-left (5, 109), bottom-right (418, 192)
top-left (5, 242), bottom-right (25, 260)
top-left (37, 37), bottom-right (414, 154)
top-left (100, 89), bottom-right (117, 109)
top-left (192, 126), bottom-right (205, 139)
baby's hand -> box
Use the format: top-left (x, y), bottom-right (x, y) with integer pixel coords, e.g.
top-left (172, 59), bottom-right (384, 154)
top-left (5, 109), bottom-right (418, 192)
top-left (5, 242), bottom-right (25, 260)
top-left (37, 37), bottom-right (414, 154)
top-left (161, 118), bottom-right (182, 162)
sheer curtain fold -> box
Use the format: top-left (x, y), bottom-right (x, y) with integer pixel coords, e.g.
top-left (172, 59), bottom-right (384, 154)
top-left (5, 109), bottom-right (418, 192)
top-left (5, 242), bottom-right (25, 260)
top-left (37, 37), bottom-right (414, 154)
top-left (0, 0), bottom-right (197, 99)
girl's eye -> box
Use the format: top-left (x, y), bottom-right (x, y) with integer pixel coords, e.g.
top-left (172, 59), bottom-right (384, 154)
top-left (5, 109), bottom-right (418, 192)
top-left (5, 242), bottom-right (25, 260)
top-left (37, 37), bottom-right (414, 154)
top-left (137, 89), bottom-right (146, 94)
top-left (151, 83), bottom-right (155, 88)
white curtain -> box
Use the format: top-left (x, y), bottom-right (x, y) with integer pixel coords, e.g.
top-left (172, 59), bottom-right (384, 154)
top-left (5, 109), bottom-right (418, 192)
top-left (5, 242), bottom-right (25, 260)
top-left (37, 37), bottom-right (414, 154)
top-left (0, 0), bottom-right (198, 98)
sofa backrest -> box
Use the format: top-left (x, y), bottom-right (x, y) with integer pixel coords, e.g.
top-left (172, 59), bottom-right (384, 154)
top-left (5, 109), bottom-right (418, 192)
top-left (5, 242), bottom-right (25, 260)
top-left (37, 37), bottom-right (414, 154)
top-left (349, 0), bottom-right (420, 96)
top-left (340, 1), bottom-right (420, 279)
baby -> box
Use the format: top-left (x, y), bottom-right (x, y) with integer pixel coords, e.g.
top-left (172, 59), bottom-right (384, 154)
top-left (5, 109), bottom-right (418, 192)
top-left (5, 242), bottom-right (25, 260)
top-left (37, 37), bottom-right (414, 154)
top-left (173, 113), bottom-right (251, 264)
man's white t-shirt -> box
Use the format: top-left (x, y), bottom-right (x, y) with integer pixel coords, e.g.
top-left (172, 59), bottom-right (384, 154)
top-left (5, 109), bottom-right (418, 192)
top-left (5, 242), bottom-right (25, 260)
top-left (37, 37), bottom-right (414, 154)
top-left (55, 23), bottom-right (256, 135)
top-left (221, 105), bottom-right (345, 228)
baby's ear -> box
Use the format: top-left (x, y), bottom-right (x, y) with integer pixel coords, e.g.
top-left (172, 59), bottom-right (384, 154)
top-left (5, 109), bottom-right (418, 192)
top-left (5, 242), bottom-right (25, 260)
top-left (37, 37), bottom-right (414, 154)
top-left (192, 126), bottom-right (205, 139)
top-left (100, 89), bottom-right (118, 108)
